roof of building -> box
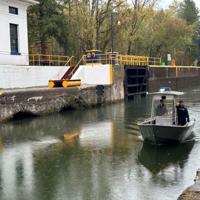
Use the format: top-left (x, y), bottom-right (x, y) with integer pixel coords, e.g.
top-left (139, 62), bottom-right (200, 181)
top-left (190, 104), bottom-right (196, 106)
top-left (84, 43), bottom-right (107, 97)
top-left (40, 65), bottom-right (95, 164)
top-left (19, 0), bottom-right (39, 5)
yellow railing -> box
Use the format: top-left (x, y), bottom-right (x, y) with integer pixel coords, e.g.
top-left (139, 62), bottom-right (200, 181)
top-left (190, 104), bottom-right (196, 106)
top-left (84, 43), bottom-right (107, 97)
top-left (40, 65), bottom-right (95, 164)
top-left (29, 54), bottom-right (75, 66)
top-left (82, 54), bottom-right (112, 64)
top-left (29, 53), bottom-right (161, 67)
top-left (117, 54), bottom-right (161, 66)
top-left (64, 56), bottom-right (75, 66)
top-left (82, 53), bottom-right (161, 66)
top-left (63, 55), bottom-right (85, 79)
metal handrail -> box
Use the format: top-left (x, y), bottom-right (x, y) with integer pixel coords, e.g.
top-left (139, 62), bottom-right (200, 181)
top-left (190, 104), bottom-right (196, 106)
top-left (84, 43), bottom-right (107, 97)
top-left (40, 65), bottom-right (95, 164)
top-left (29, 53), bottom-right (161, 67)
top-left (64, 56), bottom-right (75, 66)
top-left (117, 54), bottom-right (161, 66)
top-left (29, 54), bottom-right (73, 66)
top-left (62, 55), bottom-right (85, 79)
top-left (81, 53), bottom-right (161, 66)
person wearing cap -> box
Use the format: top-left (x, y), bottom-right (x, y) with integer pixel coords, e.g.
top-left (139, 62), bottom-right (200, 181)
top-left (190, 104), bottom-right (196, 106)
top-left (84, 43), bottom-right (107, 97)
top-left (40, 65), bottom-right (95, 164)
top-left (176, 100), bottom-right (190, 125)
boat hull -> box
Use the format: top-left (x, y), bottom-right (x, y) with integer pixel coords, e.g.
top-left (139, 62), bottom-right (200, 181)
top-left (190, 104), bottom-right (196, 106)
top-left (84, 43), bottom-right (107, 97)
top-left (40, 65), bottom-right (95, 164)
top-left (138, 120), bottom-right (195, 145)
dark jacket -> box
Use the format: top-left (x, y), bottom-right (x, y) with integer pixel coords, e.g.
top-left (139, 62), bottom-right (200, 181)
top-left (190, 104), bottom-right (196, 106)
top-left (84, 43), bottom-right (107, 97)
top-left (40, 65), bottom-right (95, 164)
top-left (176, 105), bottom-right (190, 125)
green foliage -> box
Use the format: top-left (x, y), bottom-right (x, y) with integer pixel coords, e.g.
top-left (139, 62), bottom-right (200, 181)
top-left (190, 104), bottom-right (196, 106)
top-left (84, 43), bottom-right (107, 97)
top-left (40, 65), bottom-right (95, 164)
top-left (178, 0), bottom-right (199, 24)
top-left (177, 0), bottom-right (199, 62)
top-left (28, 0), bottom-right (71, 54)
top-left (27, 0), bottom-right (200, 65)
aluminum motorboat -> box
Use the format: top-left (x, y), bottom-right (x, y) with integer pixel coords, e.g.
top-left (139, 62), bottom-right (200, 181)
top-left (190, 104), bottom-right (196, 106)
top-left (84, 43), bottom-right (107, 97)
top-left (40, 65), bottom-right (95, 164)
top-left (138, 91), bottom-right (195, 145)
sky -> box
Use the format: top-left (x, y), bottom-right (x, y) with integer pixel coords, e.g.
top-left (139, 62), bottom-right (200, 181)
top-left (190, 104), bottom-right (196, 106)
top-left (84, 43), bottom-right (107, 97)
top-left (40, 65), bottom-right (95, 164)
top-left (158, 0), bottom-right (200, 10)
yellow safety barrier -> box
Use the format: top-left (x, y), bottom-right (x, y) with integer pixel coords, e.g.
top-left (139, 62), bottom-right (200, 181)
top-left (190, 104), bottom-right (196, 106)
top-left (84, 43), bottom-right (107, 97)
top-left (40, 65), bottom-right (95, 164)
top-left (149, 65), bottom-right (200, 78)
top-left (48, 79), bottom-right (81, 88)
top-left (29, 54), bottom-right (75, 66)
top-left (62, 80), bottom-right (81, 88)
top-left (48, 81), bottom-right (56, 88)
top-left (48, 80), bottom-right (62, 88)
top-left (82, 53), bottom-right (161, 66)
top-left (117, 55), bottom-right (161, 66)
top-left (30, 52), bottom-right (161, 68)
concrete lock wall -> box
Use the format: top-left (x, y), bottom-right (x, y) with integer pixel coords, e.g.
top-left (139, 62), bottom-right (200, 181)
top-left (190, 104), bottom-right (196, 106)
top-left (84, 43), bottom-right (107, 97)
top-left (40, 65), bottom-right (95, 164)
top-left (148, 66), bottom-right (200, 92)
top-left (0, 0), bottom-right (34, 65)
top-left (0, 65), bottom-right (70, 89)
top-left (72, 64), bottom-right (113, 85)
top-left (0, 63), bottom-right (112, 89)
top-left (0, 65), bottom-right (125, 122)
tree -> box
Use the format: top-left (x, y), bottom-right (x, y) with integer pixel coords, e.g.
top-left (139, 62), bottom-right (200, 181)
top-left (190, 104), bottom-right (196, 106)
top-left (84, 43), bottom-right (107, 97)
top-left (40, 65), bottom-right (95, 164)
top-left (28, 0), bottom-right (71, 54)
top-left (178, 0), bottom-right (199, 25)
top-left (178, 0), bottom-right (199, 62)
top-left (27, 0), bottom-right (197, 65)
top-left (130, 7), bottom-right (194, 64)
top-left (118, 0), bottom-right (158, 54)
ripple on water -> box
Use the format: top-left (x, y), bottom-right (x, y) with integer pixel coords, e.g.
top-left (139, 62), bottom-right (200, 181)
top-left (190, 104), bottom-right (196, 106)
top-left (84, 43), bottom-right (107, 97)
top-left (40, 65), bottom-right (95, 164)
top-left (1, 89), bottom-right (200, 200)
top-left (189, 103), bottom-right (200, 142)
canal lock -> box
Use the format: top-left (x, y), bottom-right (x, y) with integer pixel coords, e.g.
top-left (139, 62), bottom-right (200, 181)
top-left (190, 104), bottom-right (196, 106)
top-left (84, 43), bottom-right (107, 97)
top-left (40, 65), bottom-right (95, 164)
top-left (124, 66), bottom-right (149, 99)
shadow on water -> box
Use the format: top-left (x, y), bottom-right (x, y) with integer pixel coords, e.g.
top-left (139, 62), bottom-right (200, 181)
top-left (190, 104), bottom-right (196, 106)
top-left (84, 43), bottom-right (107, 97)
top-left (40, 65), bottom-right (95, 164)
top-left (10, 111), bottom-right (38, 121)
top-left (138, 141), bottom-right (195, 174)
top-left (0, 102), bottom-right (126, 145)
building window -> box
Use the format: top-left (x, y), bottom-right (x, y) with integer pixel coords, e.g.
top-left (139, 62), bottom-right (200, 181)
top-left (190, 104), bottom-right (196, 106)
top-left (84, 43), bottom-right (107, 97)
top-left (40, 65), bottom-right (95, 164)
top-left (10, 24), bottom-right (20, 55)
top-left (9, 6), bottom-right (18, 15)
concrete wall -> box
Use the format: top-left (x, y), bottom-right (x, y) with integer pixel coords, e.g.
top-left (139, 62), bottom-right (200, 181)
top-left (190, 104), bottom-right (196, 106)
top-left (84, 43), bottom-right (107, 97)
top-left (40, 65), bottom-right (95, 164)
top-left (0, 65), bottom-right (125, 122)
top-left (0, 65), bottom-right (69, 88)
top-left (149, 66), bottom-right (200, 81)
top-left (72, 64), bottom-right (113, 85)
top-left (0, 63), bottom-right (112, 89)
top-left (148, 66), bottom-right (200, 92)
top-left (0, 0), bottom-right (36, 65)
top-left (178, 169), bottom-right (200, 200)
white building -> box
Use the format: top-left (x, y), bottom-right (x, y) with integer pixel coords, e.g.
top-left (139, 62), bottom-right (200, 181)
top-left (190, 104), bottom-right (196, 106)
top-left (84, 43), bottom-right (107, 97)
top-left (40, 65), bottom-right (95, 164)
top-left (0, 0), bottom-right (38, 65)
top-left (0, 0), bottom-right (112, 89)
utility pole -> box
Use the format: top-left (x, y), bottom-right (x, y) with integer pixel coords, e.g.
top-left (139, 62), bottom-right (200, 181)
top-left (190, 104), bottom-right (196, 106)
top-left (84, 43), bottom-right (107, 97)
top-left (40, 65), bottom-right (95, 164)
top-left (111, 9), bottom-right (114, 54)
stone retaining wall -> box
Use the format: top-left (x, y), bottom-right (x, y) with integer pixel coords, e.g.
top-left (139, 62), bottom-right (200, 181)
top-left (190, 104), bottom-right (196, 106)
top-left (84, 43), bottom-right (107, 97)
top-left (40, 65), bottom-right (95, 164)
top-left (178, 169), bottom-right (200, 200)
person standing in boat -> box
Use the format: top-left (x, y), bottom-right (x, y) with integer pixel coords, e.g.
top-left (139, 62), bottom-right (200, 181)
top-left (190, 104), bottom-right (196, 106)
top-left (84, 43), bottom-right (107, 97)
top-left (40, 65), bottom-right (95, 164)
top-left (156, 99), bottom-right (168, 116)
top-left (176, 100), bottom-right (190, 125)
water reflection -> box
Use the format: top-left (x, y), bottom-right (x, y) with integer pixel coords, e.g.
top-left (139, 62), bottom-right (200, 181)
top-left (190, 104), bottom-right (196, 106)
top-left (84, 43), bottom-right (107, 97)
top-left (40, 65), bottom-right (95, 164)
top-left (0, 106), bottom-right (128, 200)
top-left (0, 143), bottom-right (35, 200)
top-left (0, 93), bottom-right (199, 200)
top-left (138, 142), bottom-right (194, 174)
top-left (79, 121), bottom-right (113, 150)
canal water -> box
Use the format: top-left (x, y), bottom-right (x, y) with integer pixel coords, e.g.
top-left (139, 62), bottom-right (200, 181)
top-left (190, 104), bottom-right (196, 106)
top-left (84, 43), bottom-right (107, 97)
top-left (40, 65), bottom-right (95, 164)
top-left (0, 88), bottom-right (200, 200)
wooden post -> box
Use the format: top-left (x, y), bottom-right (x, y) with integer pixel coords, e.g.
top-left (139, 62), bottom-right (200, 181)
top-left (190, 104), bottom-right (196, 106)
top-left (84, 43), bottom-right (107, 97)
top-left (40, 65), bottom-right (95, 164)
top-left (176, 66), bottom-right (178, 77)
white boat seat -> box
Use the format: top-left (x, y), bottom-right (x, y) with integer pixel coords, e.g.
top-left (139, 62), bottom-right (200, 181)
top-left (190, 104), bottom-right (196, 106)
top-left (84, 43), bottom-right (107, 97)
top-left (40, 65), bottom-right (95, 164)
top-left (155, 116), bottom-right (173, 126)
